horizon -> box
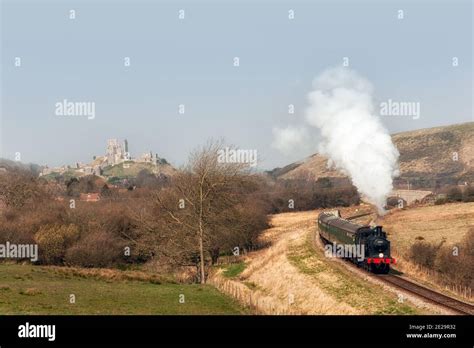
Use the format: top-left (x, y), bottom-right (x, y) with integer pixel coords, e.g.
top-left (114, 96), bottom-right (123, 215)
top-left (1, 120), bottom-right (472, 171)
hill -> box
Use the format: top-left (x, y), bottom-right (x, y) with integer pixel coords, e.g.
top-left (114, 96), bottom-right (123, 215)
top-left (268, 122), bottom-right (474, 189)
top-left (102, 161), bottom-right (177, 179)
top-left (1, 158), bottom-right (177, 182)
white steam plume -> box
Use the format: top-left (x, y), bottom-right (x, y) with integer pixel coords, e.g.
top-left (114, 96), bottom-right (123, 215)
top-left (271, 126), bottom-right (311, 155)
top-left (306, 67), bottom-right (399, 214)
top-left (272, 67), bottom-right (399, 214)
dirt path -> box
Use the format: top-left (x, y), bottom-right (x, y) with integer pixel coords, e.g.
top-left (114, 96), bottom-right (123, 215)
top-left (212, 205), bottom-right (430, 314)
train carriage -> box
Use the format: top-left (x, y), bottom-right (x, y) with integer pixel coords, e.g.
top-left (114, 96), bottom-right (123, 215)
top-left (318, 211), bottom-right (395, 274)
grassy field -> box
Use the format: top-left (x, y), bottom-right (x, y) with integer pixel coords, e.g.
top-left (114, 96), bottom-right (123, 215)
top-left (378, 202), bottom-right (474, 254)
top-left (0, 264), bottom-right (246, 315)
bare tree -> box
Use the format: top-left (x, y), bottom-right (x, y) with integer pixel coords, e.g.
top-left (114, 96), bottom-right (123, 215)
top-left (136, 140), bottom-right (263, 283)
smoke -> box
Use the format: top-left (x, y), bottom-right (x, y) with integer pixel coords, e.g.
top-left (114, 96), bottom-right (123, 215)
top-left (271, 126), bottom-right (311, 156)
top-left (274, 67), bottom-right (399, 214)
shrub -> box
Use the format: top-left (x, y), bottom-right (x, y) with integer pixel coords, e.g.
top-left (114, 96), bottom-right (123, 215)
top-left (445, 186), bottom-right (463, 202)
top-left (264, 178), bottom-right (360, 213)
top-left (435, 246), bottom-right (456, 275)
top-left (409, 240), bottom-right (444, 269)
top-left (412, 229), bottom-right (473, 289)
top-left (462, 186), bottom-right (474, 202)
top-left (64, 232), bottom-right (125, 268)
top-left (435, 233), bottom-right (474, 288)
top-left (0, 200), bottom-right (68, 245)
top-left (35, 224), bottom-right (80, 264)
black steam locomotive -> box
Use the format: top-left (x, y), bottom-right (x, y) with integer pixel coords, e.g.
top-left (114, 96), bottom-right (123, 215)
top-left (317, 211), bottom-right (395, 274)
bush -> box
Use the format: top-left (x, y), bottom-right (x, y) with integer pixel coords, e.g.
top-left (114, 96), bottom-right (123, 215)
top-left (445, 186), bottom-right (463, 202)
top-left (65, 232), bottom-right (125, 268)
top-left (409, 240), bottom-right (444, 269)
top-left (263, 178), bottom-right (360, 213)
top-left (435, 229), bottom-right (474, 288)
top-left (35, 224), bottom-right (80, 264)
top-left (462, 186), bottom-right (474, 202)
top-left (410, 230), bottom-right (473, 289)
top-left (0, 199), bottom-right (68, 245)
top-left (65, 175), bottom-right (105, 197)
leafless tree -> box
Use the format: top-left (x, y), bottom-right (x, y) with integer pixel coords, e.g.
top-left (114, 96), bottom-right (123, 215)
top-left (135, 140), bottom-right (265, 283)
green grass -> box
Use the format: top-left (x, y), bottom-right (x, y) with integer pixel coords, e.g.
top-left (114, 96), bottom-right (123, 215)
top-left (222, 262), bottom-right (246, 278)
top-left (103, 162), bottom-right (157, 178)
top-left (0, 264), bottom-right (246, 315)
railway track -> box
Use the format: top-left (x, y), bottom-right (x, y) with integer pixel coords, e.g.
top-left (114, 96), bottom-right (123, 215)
top-left (377, 274), bottom-right (474, 315)
top-left (315, 229), bottom-right (473, 315)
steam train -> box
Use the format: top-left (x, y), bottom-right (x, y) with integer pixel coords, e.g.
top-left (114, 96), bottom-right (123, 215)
top-left (317, 211), bottom-right (395, 274)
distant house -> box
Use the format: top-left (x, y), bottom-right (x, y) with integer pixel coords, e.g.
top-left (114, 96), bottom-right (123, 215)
top-left (79, 193), bottom-right (101, 202)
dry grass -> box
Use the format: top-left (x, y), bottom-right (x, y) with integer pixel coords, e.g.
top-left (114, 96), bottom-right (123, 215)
top-left (378, 202), bottom-right (474, 302)
top-left (378, 202), bottom-right (474, 254)
top-left (19, 287), bottom-right (42, 296)
top-left (211, 205), bottom-right (422, 314)
top-left (279, 154), bottom-right (344, 180)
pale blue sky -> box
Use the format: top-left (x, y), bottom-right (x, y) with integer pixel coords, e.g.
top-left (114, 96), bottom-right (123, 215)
top-left (1, 0), bottom-right (472, 169)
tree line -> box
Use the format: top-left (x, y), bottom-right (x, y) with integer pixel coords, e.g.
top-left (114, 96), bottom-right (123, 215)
top-left (0, 141), bottom-right (361, 283)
